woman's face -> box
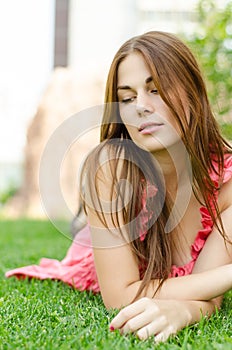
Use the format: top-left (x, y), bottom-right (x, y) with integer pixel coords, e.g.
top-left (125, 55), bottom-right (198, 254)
top-left (117, 52), bottom-right (182, 154)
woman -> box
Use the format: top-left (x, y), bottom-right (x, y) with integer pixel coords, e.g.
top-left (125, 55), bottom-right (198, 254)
top-left (6, 31), bottom-right (232, 343)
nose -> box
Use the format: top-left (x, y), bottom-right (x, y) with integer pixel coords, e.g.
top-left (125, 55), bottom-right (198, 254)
top-left (136, 92), bottom-right (154, 117)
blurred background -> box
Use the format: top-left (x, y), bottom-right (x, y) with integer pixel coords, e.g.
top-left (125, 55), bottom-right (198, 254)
top-left (0, 0), bottom-right (231, 219)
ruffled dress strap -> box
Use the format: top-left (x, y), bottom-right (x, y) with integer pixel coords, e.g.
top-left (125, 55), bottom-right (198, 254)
top-left (210, 153), bottom-right (232, 187)
top-left (170, 206), bottom-right (213, 277)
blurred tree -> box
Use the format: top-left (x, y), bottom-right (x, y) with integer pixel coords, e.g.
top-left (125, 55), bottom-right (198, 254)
top-left (182, 0), bottom-right (232, 119)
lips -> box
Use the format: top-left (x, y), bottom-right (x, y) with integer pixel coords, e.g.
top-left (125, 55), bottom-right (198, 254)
top-left (138, 122), bottom-right (164, 135)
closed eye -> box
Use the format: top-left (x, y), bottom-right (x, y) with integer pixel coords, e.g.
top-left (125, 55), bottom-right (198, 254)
top-left (150, 89), bottom-right (158, 94)
top-left (121, 96), bottom-right (136, 103)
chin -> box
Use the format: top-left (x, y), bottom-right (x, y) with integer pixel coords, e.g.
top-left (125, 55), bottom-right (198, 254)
top-left (133, 138), bottom-right (166, 153)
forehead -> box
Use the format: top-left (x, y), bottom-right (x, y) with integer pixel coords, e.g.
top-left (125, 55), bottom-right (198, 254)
top-left (117, 52), bottom-right (152, 86)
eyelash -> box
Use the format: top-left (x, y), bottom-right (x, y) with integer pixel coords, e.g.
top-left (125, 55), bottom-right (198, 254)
top-left (120, 89), bottom-right (158, 103)
top-left (121, 97), bottom-right (135, 103)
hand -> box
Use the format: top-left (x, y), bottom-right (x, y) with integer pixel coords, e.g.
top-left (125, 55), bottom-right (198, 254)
top-left (109, 297), bottom-right (192, 343)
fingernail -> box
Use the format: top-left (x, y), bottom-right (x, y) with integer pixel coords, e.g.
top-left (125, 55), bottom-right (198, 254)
top-left (109, 325), bottom-right (115, 331)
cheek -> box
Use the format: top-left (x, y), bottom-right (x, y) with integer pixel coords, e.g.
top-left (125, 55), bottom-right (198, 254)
top-left (125, 124), bottom-right (136, 135)
top-left (119, 114), bottom-right (138, 141)
top-left (119, 105), bottom-right (136, 127)
top-left (122, 124), bottom-right (138, 142)
top-left (162, 105), bottom-right (182, 135)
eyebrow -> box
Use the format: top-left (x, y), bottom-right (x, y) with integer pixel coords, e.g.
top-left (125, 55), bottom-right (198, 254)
top-left (117, 76), bottom-right (153, 91)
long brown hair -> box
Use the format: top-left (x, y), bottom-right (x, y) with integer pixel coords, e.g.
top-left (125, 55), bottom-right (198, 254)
top-left (81, 31), bottom-right (232, 299)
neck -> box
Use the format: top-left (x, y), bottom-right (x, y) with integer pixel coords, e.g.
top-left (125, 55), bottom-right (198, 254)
top-left (152, 142), bottom-right (194, 233)
top-left (152, 141), bottom-right (192, 196)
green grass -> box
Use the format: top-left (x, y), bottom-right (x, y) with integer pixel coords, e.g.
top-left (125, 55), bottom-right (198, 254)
top-left (0, 220), bottom-right (231, 350)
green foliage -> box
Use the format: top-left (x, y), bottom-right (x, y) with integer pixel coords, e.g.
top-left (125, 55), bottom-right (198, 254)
top-left (183, 0), bottom-right (232, 118)
top-left (0, 183), bottom-right (18, 205)
top-left (220, 123), bottom-right (232, 140)
top-left (0, 220), bottom-right (232, 349)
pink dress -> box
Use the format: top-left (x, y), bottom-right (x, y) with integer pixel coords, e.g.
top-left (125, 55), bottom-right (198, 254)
top-left (5, 155), bottom-right (232, 293)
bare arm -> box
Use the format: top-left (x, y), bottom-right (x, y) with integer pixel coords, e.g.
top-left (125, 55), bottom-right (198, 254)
top-left (87, 158), bottom-right (232, 308)
top-left (126, 203), bottom-right (232, 303)
top-left (90, 203), bottom-right (232, 308)
top-left (126, 264), bottom-right (232, 301)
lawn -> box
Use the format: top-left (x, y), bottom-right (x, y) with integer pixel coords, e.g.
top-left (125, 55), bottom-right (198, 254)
top-left (0, 220), bottom-right (232, 350)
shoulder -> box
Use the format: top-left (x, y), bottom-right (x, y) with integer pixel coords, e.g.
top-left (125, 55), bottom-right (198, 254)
top-left (218, 177), bottom-right (232, 211)
top-left (82, 139), bottom-right (126, 181)
top-left (80, 140), bottom-right (129, 208)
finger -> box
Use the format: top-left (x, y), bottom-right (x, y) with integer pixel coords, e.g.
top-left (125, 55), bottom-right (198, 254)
top-left (136, 315), bottom-right (167, 340)
top-left (121, 309), bottom-right (155, 334)
top-left (109, 298), bottom-right (152, 330)
top-left (154, 325), bottom-right (176, 343)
